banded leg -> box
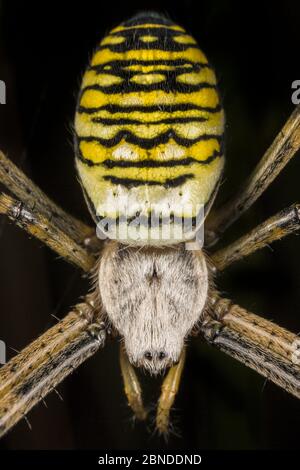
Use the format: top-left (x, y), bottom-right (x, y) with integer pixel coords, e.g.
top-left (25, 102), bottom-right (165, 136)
top-left (212, 203), bottom-right (300, 271)
top-left (156, 349), bottom-right (186, 435)
top-left (119, 346), bottom-right (147, 421)
top-left (206, 105), bottom-right (300, 245)
top-left (0, 192), bottom-right (95, 271)
top-left (201, 296), bottom-right (300, 399)
top-left (0, 293), bottom-right (106, 438)
top-left (0, 150), bottom-right (96, 250)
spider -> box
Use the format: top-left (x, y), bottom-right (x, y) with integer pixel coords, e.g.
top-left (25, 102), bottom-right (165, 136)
top-left (0, 11), bottom-right (299, 440)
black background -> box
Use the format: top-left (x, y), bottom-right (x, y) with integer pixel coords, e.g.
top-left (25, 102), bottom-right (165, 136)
top-left (0, 0), bottom-right (299, 450)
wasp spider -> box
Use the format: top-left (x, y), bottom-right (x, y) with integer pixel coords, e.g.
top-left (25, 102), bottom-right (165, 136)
top-left (0, 12), bottom-right (299, 438)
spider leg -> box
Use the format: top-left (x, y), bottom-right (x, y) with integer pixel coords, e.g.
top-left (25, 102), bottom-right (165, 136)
top-left (0, 192), bottom-right (95, 271)
top-left (156, 348), bottom-right (186, 435)
top-left (119, 345), bottom-right (147, 421)
top-left (201, 295), bottom-right (300, 399)
top-left (0, 292), bottom-right (106, 439)
top-left (212, 203), bottom-right (300, 270)
top-left (206, 105), bottom-right (300, 245)
top-left (0, 150), bottom-right (97, 250)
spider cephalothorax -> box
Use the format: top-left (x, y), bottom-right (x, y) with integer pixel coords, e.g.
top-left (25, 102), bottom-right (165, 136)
top-left (98, 242), bottom-right (209, 374)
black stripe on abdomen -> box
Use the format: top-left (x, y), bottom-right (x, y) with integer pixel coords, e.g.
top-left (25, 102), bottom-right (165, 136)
top-left (78, 132), bottom-right (222, 149)
top-left (103, 174), bottom-right (194, 188)
top-left (91, 116), bottom-right (208, 125)
top-left (77, 150), bottom-right (222, 168)
top-left (78, 103), bottom-right (222, 115)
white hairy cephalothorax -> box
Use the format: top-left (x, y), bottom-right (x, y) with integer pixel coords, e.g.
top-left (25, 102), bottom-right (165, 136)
top-left (98, 242), bottom-right (209, 374)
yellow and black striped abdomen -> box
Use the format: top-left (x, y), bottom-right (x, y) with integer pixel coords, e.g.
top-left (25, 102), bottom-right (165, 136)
top-left (75, 12), bottom-right (225, 244)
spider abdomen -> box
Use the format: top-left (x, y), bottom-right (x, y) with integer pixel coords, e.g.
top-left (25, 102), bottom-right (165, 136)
top-left (75, 12), bottom-right (225, 244)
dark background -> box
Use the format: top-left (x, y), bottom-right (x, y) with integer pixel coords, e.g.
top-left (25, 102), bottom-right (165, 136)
top-left (0, 0), bottom-right (299, 450)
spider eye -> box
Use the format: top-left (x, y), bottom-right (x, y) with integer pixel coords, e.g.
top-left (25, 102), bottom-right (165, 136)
top-left (144, 351), bottom-right (153, 360)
